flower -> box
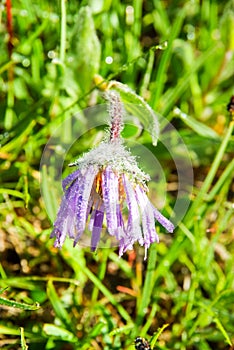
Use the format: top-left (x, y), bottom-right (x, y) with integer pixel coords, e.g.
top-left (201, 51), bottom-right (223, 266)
top-left (51, 91), bottom-right (174, 258)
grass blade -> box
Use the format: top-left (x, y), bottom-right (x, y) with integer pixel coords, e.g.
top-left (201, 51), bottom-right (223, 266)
top-left (47, 279), bottom-right (76, 333)
top-left (0, 296), bottom-right (40, 310)
top-left (20, 327), bottom-right (28, 350)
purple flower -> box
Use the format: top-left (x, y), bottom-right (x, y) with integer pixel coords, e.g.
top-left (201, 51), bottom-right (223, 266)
top-left (51, 91), bottom-right (174, 258)
top-left (51, 141), bottom-right (174, 258)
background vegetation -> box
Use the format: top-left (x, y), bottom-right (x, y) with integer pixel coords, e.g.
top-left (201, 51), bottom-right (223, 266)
top-left (0, 0), bottom-right (234, 349)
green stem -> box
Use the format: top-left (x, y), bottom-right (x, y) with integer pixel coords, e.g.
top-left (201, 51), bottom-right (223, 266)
top-left (140, 48), bottom-right (155, 97)
top-left (60, 0), bottom-right (66, 63)
top-left (136, 244), bottom-right (157, 326)
top-left (185, 121), bottom-right (234, 226)
top-left (206, 157), bottom-right (234, 201)
top-left (91, 251), bottom-right (109, 303)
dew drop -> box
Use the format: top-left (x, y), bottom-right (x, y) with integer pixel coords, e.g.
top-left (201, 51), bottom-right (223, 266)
top-left (126, 6), bottom-right (134, 25)
top-left (48, 50), bottom-right (56, 59)
top-left (105, 56), bottom-right (113, 64)
top-left (22, 58), bottom-right (30, 67)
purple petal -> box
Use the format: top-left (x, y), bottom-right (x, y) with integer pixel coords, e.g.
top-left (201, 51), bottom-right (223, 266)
top-left (91, 207), bottom-right (104, 251)
top-left (62, 169), bottom-right (81, 191)
top-left (122, 174), bottom-right (143, 245)
top-left (65, 178), bottom-right (83, 238)
top-left (51, 218), bottom-right (69, 248)
top-left (135, 185), bottom-right (159, 246)
top-left (151, 205), bottom-right (174, 233)
top-left (52, 183), bottom-right (77, 241)
top-left (74, 166), bottom-right (98, 245)
top-left (101, 166), bottom-right (119, 235)
top-left (119, 236), bottom-right (133, 257)
top-left (115, 204), bottom-right (125, 240)
top-left (117, 204), bottom-right (124, 228)
top-left (88, 199), bottom-right (100, 232)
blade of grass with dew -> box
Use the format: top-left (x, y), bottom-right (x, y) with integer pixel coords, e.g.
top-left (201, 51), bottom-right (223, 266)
top-left (1, 119), bottom-right (36, 156)
top-left (173, 107), bottom-right (220, 140)
top-left (150, 324), bottom-right (169, 349)
top-left (0, 296), bottom-right (40, 310)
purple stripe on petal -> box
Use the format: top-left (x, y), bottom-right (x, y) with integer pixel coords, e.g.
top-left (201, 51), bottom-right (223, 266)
top-left (54, 177), bottom-right (81, 244)
top-left (117, 204), bottom-right (124, 227)
top-left (115, 204), bottom-right (125, 240)
top-left (91, 208), bottom-right (104, 251)
top-left (62, 169), bottom-right (81, 191)
top-left (66, 179), bottom-right (83, 238)
top-left (53, 183), bottom-right (75, 232)
top-left (52, 186), bottom-right (79, 245)
top-left (74, 166), bottom-right (98, 244)
top-left (151, 205), bottom-right (174, 233)
top-left (102, 166), bottom-right (119, 235)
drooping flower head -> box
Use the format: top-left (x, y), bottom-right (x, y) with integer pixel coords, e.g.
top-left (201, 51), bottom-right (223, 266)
top-left (51, 90), bottom-right (174, 258)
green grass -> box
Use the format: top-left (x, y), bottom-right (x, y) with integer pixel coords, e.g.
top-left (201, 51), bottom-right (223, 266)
top-left (0, 0), bottom-right (234, 349)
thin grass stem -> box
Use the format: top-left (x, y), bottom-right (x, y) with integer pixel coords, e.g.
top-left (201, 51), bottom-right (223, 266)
top-left (60, 0), bottom-right (66, 63)
top-left (185, 120), bottom-right (234, 226)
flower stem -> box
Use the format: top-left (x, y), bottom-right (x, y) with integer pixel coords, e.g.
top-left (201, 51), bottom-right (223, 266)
top-left (106, 91), bottom-right (124, 142)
